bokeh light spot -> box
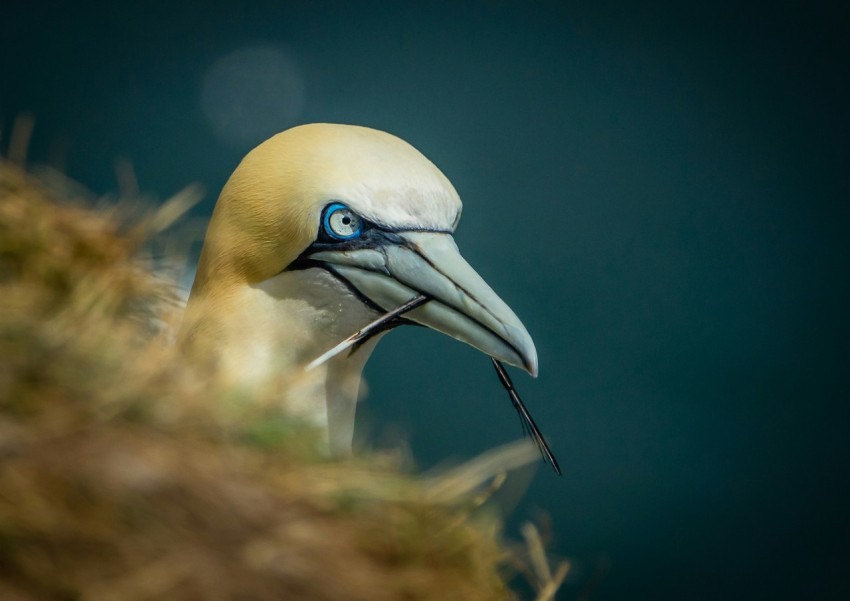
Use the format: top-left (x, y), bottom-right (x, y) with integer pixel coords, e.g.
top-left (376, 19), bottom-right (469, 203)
top-left (200, 46), bottom-right (305, 146)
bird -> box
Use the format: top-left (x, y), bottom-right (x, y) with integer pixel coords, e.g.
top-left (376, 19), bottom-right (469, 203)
top-left (178, 123), bottom-right (539, 457)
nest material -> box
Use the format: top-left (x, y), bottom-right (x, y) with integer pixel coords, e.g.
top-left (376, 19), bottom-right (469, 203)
top-left (0, 162), bottom-right (539, 601)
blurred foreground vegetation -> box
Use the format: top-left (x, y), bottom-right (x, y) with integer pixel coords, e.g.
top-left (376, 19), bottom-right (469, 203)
top-left (0, 157), bottom-right (565, 600)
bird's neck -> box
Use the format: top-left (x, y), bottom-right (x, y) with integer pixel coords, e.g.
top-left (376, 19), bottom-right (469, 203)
top-left (179, 268), bottom-right (381, 454)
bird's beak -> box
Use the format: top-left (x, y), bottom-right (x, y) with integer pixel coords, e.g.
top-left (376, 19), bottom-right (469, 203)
top-left (308, 231), bottom-right (538, 376)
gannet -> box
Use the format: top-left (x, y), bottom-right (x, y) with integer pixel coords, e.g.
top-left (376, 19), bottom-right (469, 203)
top-left (179, 123), bottom-right (541, 457)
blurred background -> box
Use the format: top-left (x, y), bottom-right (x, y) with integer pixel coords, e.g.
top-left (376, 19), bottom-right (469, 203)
top-left (2, 1), bottom-right (848, 598)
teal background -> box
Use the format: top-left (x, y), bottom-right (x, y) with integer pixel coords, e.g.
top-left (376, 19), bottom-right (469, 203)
top-left (3, 1), bottom-right (848, 598)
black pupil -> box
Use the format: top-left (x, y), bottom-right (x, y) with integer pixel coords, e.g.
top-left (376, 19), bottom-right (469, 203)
top-left (341, 215), bottom-right (351, 226)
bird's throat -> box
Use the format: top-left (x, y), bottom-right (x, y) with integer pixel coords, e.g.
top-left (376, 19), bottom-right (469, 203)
top-left (181, 268), bottom-right (382, 454)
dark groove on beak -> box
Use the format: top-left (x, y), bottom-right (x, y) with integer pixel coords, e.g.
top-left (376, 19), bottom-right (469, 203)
top-left (396, 239), bottom-right (532, 372)
top-left (399, 238), bottom-right (507, 333)
top-left (289, 241), bottom-right (532, 373)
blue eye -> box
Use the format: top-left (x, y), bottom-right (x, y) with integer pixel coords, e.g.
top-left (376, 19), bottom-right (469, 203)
top-left (323, 203), bottom-right (363, 240)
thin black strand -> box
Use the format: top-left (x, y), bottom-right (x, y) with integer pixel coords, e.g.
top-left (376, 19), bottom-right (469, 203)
top-left (491, 358), bottom-right (562, 476)
top-left (346, 294), bottom-right (430, 354)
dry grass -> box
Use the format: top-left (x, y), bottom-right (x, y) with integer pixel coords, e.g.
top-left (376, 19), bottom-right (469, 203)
top-left (0, 157), bottom-right (566, 601)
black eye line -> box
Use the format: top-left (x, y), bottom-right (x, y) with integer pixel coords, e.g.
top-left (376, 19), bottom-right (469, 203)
top-left (319, 202), bottom-right (451, 243)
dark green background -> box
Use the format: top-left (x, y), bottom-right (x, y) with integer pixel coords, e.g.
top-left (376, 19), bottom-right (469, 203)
top-left (3, 1), bottom-right (848, 598)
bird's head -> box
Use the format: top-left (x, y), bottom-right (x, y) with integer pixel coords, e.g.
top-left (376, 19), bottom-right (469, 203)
top-left (185, 123), bottom-right (537, 376)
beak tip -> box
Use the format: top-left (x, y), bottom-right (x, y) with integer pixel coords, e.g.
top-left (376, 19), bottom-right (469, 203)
top-left (522, 333), bottom-right (538, 378)
top-left (503, 324), bottom-right (538, 378)
top-left (516, 341), bottom-right (538, 378)
top-left (526, 355), bottom-right (539, 378)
